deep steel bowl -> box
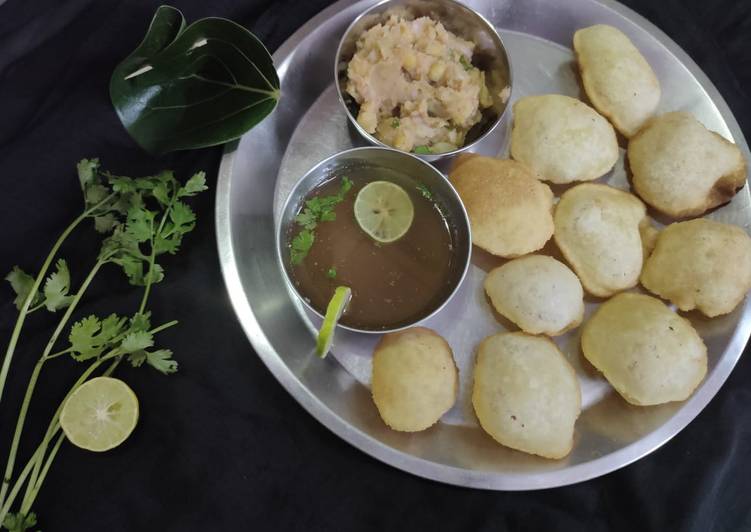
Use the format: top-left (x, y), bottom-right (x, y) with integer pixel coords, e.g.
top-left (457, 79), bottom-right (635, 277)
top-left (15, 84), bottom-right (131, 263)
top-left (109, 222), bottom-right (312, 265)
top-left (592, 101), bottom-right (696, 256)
top-left (275, 146), bottom-right (472, 334)
top-left (333, 0), bottom-right (513, 162)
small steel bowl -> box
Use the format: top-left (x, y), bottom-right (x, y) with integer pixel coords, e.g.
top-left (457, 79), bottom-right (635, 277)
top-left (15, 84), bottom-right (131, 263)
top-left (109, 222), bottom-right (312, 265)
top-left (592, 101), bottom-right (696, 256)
top-left (334, 0), bottom-right (513, 162)
top-left (276, 146), bottom-right (472, 334)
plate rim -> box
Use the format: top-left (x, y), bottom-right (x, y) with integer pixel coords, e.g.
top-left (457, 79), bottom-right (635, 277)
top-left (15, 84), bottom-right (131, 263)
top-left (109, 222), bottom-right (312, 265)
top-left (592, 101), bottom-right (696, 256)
top-left (215, 0), bottom-right (751, 490)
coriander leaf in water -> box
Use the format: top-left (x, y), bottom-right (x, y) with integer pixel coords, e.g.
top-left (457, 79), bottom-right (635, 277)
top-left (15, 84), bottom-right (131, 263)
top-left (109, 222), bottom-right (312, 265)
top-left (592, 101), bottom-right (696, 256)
top-left (327, 268), bottom-right (337, 279)
top-left (110, 5), bottom-right (280, 154)
top-left (290, 178), bottom-right (353, 265)
top-left (291, 230), bottom-right (314, 266)
top-left (416, 184), bottom-right (433, 200)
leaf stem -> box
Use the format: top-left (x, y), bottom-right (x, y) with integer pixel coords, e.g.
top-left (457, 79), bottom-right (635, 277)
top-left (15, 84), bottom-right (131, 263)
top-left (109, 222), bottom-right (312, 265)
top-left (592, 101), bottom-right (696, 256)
top-left (0, 192), bottom-right (115, 406)
top-left (138, 191), bottom-right (174, 315)
top-left (20, 432), bottom-right (64, 516)
top-left (0, 258), bottom-right (107, 507)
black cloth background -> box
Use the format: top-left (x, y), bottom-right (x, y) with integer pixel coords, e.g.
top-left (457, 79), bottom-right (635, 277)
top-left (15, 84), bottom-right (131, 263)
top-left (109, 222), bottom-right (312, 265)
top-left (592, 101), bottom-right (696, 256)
top-left (0, 0), bottom-right (750, 530)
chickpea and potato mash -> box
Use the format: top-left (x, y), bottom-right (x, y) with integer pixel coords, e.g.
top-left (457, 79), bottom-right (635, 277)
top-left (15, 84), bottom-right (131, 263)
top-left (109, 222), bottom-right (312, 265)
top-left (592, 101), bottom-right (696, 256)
top-left (345, 13), bottom-right (493, 153)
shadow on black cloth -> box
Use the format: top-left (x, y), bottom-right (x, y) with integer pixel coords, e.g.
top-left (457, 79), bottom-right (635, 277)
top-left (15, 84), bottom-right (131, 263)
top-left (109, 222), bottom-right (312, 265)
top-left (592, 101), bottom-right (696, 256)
top-left (0, 0), bottom-right (750, 530)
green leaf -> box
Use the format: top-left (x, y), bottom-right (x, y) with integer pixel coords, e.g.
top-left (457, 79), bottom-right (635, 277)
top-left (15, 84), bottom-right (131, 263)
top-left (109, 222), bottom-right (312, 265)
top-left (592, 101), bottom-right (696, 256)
top-left (121, 330), bottom-right (154, 353)
top-left (294, 209), bottom-right (318, 230)
top-left (179, 171), bottom-right (208, 197)
top-left (290, 229), bottom-right (314, 265)
top-left (152, 182), bottom-right (170, 206)
top-left (416, 183), bottom-right (432, 200)
top-left (126, 206), bottom-right (155, 243)
top-left (128, 350), bottom-right (147, 368)
top-left (169, 201), bottom-right (196, 230)
top-left (147, 262), bottom-right (165, 284)
top-left (43, 259), bottom-right (74, 311)
top-left (146, 349), bottom-right (178, 374)
top-left (110, 6), bottom-right (280, 154)
top-left (327, 268), bottom-right (337, 279)
top-left (94, 213), bottom-right (119, 233)
top-left (130, 311), bottom-right (152, 332)
top-left (69, 316), bottom-right (105, 360)
top-left (5, 266), bottom-right (40, 310)
top-left (77, 158), bottom-right (100, 190)
top-left (116, 255), bottom-right (145, 285)
top-left (414, 145), bottom-right (432, 154)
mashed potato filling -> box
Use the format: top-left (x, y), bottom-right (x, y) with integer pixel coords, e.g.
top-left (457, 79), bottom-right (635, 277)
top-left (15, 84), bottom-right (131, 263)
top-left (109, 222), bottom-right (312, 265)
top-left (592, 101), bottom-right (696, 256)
top-left (346, 14), bottom-right (492, 153)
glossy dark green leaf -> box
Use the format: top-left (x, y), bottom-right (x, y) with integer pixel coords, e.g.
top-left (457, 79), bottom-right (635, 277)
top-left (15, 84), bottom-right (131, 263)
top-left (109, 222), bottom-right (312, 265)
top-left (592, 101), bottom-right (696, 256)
top-left (110, 5), bottom-right (280, 154)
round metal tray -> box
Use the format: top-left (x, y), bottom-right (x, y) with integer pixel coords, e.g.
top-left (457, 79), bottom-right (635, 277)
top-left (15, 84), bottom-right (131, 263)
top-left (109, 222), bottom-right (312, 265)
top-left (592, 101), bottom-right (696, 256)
top-left (216, 0), bottom-right (751, 489)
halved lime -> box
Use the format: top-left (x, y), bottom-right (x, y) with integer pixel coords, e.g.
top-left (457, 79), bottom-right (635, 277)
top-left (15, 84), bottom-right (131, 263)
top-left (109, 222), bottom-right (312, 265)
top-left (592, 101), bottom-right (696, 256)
top-left (316, 286), bottom-right (352, 358)
top-left (60, 376), bottom-right (139, 452)
top-left (354, 181), bottom-right (414, 243)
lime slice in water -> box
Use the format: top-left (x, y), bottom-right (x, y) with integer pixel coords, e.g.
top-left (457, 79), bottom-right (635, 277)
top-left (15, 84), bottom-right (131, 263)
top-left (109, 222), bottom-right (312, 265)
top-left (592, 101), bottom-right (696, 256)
top-left (354, 181), bottom-right (414, 243)
top-left (60, 376), bottom-right (139, 452)
top-left (316, 286), bottom-right (352, 358)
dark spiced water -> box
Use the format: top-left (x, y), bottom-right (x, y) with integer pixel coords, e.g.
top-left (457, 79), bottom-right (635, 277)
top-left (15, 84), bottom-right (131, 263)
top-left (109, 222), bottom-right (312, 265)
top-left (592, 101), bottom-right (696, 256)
top-left (287, 167), bottom-right (463, 330)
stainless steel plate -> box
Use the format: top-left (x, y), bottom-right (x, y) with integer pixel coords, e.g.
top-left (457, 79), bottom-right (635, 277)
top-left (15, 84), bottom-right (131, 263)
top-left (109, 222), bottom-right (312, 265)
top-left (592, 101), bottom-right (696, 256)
top-left (216, 0), bottom-right (751, 489)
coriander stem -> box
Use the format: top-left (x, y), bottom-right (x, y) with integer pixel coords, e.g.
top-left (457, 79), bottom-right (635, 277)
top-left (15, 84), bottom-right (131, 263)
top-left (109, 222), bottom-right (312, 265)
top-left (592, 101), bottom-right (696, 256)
top-left (0, 259), bottom-right (107, 506)
top-left (6, 354), bottom-right (121, 521)
top-left (7, 320), bottom-right (174, 512)
top-left (138, 192), bottom-right (174, 315)
top-left (0, 192), bottom-right (114, 408)
top-left (20, 432), bottom-right (64, 515)
top-left (0, 216), bottom-right (83, 407)
top-left (0, 440), bottom-right (45, 524)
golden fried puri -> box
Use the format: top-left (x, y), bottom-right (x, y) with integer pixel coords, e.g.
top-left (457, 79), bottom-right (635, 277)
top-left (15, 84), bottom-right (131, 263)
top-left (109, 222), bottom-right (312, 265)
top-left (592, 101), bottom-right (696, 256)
top-left (581, 293), bottom-right (707, 406)
top-left (472, 332), bottom-right (581, 459)
top-left (371, 327), bottom-right (458, 432)
top-left (628, 112), bottom-right (747, 218)
top-left (510, 94), bottom-right (619, 184)
top-left (573, 24), bottom-right (660, 137)
top-left (450, 157), bottom-right (554, 257)
top-left (484, 255), bottom-right (584, 336)
top-left (641, 219), bottom-right (751, 317)
top-left (554, 184), bottom-right (647, 297)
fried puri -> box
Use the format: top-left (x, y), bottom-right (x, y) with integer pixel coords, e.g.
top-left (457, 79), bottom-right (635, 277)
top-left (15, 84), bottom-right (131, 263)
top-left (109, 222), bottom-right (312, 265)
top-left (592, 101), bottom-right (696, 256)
top-left (573, 24), bottom-right (660, 137)
top-left (371, 327), bottom-right (458, 432)
top-left (581, 293), bottom-right (707, 406)
top-left (450, 157), bottom-right (554, 257)
top-left (484, 255), bottom-right (584, 336)
top-left (628, 112), bottom-right (747, 218)
top-left (641, 219), bottom-right (751, 317)
top-left (510, 94), bottom-right (619, 184)
top-left (554, 184), bottom-right (647, 297)
top-left (472, 332), bottom-right (581, 459)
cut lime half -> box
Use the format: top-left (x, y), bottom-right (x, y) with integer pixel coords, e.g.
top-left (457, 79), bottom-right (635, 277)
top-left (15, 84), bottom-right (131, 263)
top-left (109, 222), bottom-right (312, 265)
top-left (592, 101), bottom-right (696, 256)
top-left (354, 181), bottom-right (414, 243)
top-left (60, 376), bottom-right (139, 452)
top-left (316, 286), bottom-right (352, 358)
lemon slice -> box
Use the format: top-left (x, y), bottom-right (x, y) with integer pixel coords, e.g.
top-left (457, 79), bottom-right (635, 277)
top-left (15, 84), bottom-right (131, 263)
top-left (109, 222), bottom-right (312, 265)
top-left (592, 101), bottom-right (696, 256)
top-left (354, 181), bottom-right (414, 243)
top-left (60, 376), bottom-right (139, 452)
top-left (316, 286), bottom-right (352, 358)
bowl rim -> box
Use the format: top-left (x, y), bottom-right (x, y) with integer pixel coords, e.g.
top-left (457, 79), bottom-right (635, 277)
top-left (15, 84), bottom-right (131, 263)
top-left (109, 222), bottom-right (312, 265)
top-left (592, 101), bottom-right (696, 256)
top-left (274, 145), bottom-right (473, 334)
top-left (332, 0), bottom-right (514, 161)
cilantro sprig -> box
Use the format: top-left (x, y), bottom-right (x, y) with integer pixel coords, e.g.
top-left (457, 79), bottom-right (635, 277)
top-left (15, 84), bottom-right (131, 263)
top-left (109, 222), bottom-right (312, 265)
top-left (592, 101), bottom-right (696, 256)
top-left (290, 177), bottom-right (352, 265)
top-left (0, 159), bottom-right (206, 527)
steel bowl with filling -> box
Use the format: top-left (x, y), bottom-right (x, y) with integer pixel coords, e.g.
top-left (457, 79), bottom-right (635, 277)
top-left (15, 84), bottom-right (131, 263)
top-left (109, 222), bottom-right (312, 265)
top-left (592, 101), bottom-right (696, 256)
top-left (275, 146), bottom-right (472, 334)
top-left (334, 0), bottom-right (513, 162)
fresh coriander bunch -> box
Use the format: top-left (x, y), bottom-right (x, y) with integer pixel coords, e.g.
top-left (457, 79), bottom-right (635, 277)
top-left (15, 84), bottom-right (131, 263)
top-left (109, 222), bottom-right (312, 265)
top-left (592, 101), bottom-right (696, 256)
top-left (0, 159), bottom-right (207, 531)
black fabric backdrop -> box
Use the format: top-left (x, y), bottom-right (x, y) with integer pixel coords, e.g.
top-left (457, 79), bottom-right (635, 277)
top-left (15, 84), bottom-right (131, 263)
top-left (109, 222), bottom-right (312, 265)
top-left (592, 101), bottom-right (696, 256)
top-left (1, 0), bottom-right (750, 530)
